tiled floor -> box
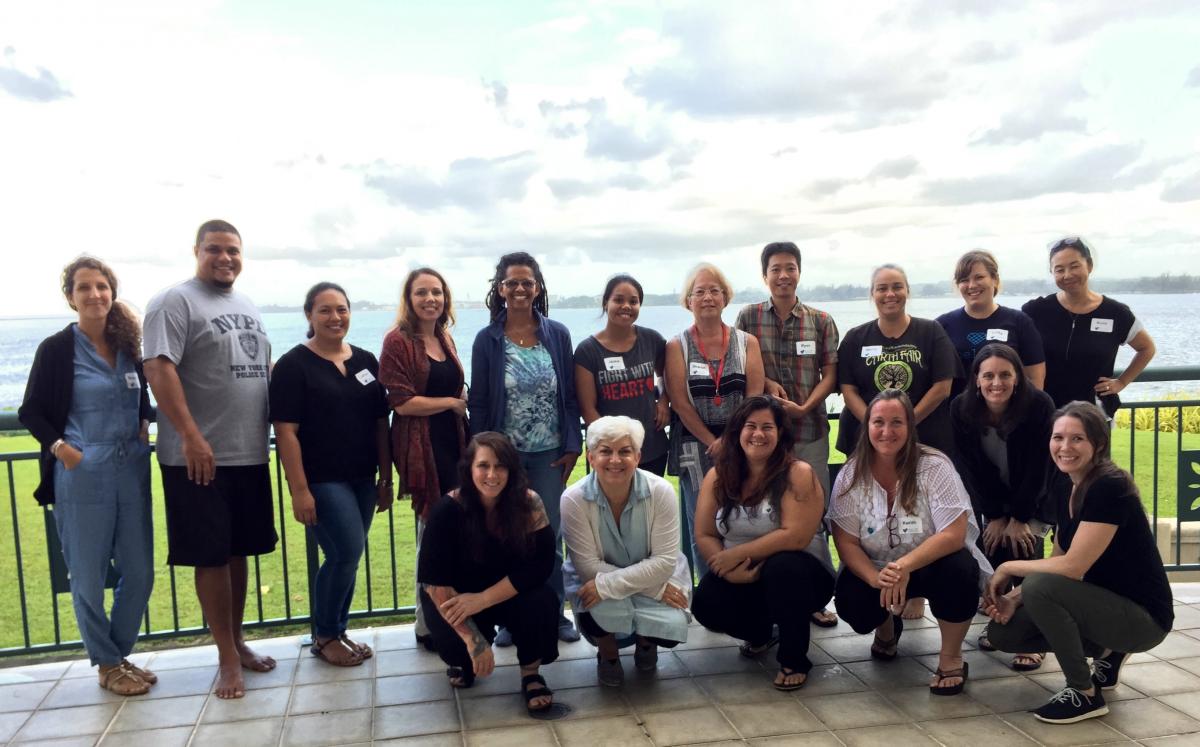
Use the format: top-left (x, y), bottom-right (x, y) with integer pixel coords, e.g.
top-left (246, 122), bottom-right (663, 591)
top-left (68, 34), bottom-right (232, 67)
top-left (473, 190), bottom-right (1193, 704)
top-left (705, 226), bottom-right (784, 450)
top-left (7, 588), bottom-right (1200, 746)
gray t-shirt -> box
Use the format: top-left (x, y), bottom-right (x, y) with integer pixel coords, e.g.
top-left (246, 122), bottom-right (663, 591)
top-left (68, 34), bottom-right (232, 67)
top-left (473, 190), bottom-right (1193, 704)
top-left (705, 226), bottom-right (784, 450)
top-left (143, 277), bottom-right (271, 466)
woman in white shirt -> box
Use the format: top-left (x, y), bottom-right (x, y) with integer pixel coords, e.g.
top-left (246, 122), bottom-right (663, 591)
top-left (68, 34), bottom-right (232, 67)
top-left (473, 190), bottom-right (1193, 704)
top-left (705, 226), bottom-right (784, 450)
top-left (829, 389), bottom-right (991, 696)
top-left (562, 416), bottom-right (691, 687)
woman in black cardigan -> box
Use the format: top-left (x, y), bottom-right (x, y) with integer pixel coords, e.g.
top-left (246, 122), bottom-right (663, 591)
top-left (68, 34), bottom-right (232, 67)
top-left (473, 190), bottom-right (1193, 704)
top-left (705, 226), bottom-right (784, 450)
top-left (19, 257), bottom-right (156, 696)
top-left (950, 343), bottom-right (1056, 671)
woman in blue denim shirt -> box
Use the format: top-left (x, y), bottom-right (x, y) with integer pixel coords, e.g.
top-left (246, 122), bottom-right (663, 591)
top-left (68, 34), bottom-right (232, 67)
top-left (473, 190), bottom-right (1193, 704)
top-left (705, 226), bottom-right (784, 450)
top-left (469, 252), bottom-right (583, 642)
top-left (19, 257), bottom-right (156, 696)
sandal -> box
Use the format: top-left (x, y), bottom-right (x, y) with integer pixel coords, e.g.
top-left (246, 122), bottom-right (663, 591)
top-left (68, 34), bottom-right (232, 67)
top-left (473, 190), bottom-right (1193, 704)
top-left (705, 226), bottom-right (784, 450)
top-left (521, 673), bottom-right (555, 714)
top-left (311, 637), bottom-right (364, 667)
top-left (121, 659), bottom-right (157, 685)
top-left (811, 609), bottom-right (839, 628)
top-left (340, 633), bottom-right (373, 659)
top-left (976, 633), bottom-right (997, 652)
top-left (1012, 652), bottom-right (1044, 672)
top-left (739, 636), bottom-right (779, 658)
top-left (773, 666), bottom-right (807, 692)
top-left (870, 615), bottom-right (903, 661)
top-left (446, 666), bottom-right (475, 689)
top-left (930, 661), bottom-right (969, 696)
top-left (596, 655), bottom-right (624, 687)
top-left (416, 633), bottom-right (436, 652)
top-left (98, 663), bottom-right (150, 696)
top-left (634, 642), bottom-right (658, 672)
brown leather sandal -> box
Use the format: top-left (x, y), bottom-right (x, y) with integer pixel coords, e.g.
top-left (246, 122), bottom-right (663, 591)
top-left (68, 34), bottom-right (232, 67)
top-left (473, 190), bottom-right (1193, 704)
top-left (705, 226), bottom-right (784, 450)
top-left (121, 659), bottom-right (158, 685)
top-left (99, 663), bottom-right (151, 696)
top-left (340, 633), bottom-right (373, 659)
top-left (311, 637), bottom-right (364, 667)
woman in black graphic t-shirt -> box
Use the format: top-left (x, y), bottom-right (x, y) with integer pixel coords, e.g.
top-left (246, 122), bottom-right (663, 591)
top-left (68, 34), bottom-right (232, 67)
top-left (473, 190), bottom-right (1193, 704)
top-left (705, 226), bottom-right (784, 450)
top-left (574, 274), bottom-right (670, 475)
top-left (1021, 237), bottom-right (1156, 414)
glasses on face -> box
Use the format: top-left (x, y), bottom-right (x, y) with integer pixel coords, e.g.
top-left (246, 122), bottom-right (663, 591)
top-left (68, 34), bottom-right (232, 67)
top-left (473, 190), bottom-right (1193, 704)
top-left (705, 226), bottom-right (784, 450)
top-left (886, 513), bottom-right (900, 549)
top-left (502, 279), bottom-right (536, 291)
top-left (690, 287), bottom-right (725, 299)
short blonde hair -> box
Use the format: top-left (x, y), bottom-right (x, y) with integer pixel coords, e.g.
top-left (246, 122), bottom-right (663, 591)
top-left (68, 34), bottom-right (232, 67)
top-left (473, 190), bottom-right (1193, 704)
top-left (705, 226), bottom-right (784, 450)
top-left (586, 416), bottom-right (646, 452)
top-left (680, 262), bottom-right (733, 309)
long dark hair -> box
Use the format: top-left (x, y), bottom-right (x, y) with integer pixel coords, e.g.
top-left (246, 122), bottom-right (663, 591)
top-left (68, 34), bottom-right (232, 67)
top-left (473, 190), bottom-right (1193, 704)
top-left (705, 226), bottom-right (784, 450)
top-left (484, 252), bottom-right (548, 321)
top-left (61, 256), bottom-right (141, 361)
top-left (457, 432), bottom-right (536, 560)
top-left (302, 281), bottom-right (348, 339)
top-left (395, 267), bottom-right (455, 333)
top-left (601, 273), bottom-right (644, 310)
top-left (837, 389), bottom-right (929, 514)
top-left (1055, 401), bottom-right (1137, 516)
top-left (961, 343), bottom-right (1034, 435)
top-left (713, 396), bottom-right (796, 533)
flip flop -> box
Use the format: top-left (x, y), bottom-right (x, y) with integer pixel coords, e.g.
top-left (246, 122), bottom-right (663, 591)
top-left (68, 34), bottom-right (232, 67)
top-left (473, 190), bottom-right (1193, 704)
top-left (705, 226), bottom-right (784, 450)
top-left (811, 609), bottom-right (839, 628)
top-left (930, 661), bottom-right (969, 696)
top-left (773, 667), bottom-right (807, 691)
top-left (739, 636), bottom-right (779, 658)
top-left (870, 614), bottom-right (903, 661)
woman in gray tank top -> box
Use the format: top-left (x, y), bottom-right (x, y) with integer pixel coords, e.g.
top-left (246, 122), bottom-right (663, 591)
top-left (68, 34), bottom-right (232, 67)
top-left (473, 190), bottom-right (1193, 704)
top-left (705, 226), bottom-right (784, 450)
top-left (690, 396), bottom-right (834, 691)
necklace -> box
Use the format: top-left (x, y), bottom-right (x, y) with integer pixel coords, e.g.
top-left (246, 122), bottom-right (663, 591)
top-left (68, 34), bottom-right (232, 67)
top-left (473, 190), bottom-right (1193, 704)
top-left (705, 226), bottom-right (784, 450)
top-left (691, 324), bottom-right (728, 406)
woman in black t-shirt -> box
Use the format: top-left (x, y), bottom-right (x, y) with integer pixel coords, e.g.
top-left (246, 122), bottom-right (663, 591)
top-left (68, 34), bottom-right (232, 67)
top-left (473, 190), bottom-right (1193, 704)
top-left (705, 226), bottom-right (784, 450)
top-left (270, 282), bottom-right (393, 667)
top-left (983, 402), bottom-right (1172, 725)
top-left (418, 432), bottom-right (562, 716)
top-left (574, 274), bottom-right (669, 475)
top-left (1021, 237), bottom-right (1156, 414)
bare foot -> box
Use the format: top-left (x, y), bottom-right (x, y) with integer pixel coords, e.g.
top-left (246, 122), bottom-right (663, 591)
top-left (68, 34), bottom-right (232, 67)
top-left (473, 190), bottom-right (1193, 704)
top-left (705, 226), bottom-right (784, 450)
top-left (902, 598), bottom-right (926, 620)
top-left (215, 659), bottom-right (246, 699)
top-left (236, 640), bottom-right (276, 672)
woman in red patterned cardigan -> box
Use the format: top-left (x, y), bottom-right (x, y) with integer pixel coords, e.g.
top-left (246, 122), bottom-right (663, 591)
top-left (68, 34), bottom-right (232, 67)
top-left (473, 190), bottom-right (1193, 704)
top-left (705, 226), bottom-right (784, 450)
top-left (380, 267), bottom-right (468, 648)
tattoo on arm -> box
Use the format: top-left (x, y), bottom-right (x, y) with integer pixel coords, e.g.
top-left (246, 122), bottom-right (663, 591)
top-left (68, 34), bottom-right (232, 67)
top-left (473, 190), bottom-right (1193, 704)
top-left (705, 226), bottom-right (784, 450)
top-left (423, 583), bottom-right (488, 652)
top-left (528, 493), bottom-right (550, 531)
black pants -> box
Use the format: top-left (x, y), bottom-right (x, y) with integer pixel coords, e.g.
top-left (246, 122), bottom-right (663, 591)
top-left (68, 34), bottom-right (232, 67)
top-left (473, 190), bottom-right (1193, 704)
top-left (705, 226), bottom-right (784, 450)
top-left (836, 548), bottom-right (980, 633)
top-left (692, 551), bottom-right (834, 673)
top-left (575, 611), bottom-right (680, 649)
top-left (420, 585), bottom-right (559, 673)
top-left (638, 453), bottom-right (669, 477)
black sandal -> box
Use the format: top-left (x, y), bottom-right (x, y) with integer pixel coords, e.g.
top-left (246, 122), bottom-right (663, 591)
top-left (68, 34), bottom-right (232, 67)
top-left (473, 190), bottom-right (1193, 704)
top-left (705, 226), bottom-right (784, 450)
top-left (521, 673), bottom-right (554, 713)
top-left (870, 615), bottom-right (903, 661)
top-left (930, 661), bottom-right (969, 696)
top-left (773, 667), bottom-right (807, 692)
top-left (446, 666), bottom-right (475, 689)
top-left (739, 636), bottom-right (779, 658)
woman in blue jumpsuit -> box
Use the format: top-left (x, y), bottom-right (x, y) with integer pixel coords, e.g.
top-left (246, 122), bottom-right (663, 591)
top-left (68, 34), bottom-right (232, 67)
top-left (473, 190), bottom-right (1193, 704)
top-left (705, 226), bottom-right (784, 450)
top-left (19, 256), bottom-right (156, 695)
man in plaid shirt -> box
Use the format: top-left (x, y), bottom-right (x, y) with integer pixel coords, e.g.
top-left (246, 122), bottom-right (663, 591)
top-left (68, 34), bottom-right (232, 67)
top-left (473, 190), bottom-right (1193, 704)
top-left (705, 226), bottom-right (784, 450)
top-left (736, 242), bottom-right (841, 626)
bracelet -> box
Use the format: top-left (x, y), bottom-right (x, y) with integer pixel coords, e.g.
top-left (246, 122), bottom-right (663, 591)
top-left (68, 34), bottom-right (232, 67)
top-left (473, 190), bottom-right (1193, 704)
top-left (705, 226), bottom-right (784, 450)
top-left (50, 439), bottom-right (66, 458)
top-left (377, 480), bottom-right (393, 489)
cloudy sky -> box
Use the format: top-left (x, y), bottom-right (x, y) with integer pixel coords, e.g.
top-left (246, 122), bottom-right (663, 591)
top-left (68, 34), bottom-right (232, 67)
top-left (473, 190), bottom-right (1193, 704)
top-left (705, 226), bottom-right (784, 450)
top-left (2, 0), bottom-right (1198, 315)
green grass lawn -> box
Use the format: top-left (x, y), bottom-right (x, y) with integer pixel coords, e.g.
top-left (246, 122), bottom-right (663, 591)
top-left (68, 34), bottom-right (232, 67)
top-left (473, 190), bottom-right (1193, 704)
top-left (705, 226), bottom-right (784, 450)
top-left (2, 422), bottom-right (1197, 653)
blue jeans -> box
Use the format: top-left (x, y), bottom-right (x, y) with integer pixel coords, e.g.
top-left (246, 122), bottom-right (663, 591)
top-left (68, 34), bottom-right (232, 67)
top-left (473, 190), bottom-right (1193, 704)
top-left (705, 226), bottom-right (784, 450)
top-left (53, 439), bottom-right (154, 666)
top-left (309, 479), bottom-right (376, 638)
top-left (679, 472), bottom-right (710, 581)
top-left (520, 448), bottom-right (569, 624)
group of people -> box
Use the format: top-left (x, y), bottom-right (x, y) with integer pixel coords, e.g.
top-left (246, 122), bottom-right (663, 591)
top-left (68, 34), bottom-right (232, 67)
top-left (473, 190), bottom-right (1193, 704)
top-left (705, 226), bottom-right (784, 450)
top-left (19, 224), bottom-right (1172, 725)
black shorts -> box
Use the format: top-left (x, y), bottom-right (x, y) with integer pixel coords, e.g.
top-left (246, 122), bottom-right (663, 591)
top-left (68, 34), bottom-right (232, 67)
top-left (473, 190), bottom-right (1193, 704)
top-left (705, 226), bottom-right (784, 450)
top-left (162, 464), bottom-right (278, 567)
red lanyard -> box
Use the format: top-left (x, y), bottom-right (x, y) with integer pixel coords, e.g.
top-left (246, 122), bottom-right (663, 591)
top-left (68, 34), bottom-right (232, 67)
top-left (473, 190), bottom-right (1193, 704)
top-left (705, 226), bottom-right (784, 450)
top-left (691, 324), bottom-right (728, 406)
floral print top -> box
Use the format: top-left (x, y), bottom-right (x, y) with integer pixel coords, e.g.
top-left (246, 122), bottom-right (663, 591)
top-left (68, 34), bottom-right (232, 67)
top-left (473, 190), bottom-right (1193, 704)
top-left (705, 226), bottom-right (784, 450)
top-left (502, 340), bottom-right (560, 452)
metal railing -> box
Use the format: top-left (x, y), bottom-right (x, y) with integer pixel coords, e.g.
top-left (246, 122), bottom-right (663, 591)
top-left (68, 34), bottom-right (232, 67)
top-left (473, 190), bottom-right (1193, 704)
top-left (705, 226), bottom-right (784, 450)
top-left (1, 364), bottom-right (1198, 658)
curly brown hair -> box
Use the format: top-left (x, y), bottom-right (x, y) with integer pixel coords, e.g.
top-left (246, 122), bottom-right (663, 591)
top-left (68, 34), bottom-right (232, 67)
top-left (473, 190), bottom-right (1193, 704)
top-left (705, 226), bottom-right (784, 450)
top-left (61, 256), bottom-right (142, 361)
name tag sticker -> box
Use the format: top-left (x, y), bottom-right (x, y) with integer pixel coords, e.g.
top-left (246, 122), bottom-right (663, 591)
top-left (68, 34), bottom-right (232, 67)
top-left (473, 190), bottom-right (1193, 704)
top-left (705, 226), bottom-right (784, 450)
top-left (604, 356), bottom-right (626, 371)
top-left (861, 345), bottom-right (883, 358)
top-left (898, 516), bottom-right (923, 535)
top-left (986, 328), bottom-right (1009, 341)
top-left (355, 369), bottom-right (376, 385)
top-left (796, 340), bottom-right (816, 356)
top-left (124, 372), bottom-right (140, 389)
top-left (1091, 318), bottom-right (1114, 333)
top-left (689, 362), bottom-right (710, 377)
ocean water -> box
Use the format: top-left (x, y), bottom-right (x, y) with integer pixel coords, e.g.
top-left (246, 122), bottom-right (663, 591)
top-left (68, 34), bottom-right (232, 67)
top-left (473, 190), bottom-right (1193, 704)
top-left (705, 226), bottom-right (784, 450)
top-left (2, 293), bottom-right (1196, 411)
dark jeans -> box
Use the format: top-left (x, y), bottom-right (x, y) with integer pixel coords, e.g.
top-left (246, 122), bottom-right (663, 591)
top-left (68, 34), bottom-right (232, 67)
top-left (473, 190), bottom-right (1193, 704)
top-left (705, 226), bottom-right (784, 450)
top-left (420, 585), bottom-right (559, 672)
top-left (836, 548), bottom-right (980, 634)
top-left (520, 448), bottom-right (568, 622)
top-left (692, 551), bottom-right (834, 673)
top-left (987, 572), bottom-right (1168, 691)
top-left (309, 478), bottom-right (376, 638)
top-left (575, 611), bottom-right (680, 650)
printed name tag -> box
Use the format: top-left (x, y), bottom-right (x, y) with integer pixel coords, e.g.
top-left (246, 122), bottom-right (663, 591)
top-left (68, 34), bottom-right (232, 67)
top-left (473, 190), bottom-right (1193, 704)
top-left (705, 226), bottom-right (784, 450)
top-left (861, 345), bottom-right (882, 358)
top-left (986, 328), bottom-right (1009, 341)
top-left (604, 356), bottom-right (626, 371)
top-left (355, 369), bottom-right (376, 385)
top-left (124, 372), bottom-right (140, 389)
top-left (689, 362), bottom-right (710, 377)
top-left (796, 341), bottom-right (816, 356)
top-left (898, 516), bottom-right (922, 535)
top-left (1091, 318), bottom-right (1114, 333)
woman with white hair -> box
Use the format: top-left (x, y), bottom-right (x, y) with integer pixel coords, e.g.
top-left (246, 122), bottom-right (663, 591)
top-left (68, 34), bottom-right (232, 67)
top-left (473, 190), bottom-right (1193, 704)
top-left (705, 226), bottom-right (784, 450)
top-left (562, 416), bottom-right (692, 687)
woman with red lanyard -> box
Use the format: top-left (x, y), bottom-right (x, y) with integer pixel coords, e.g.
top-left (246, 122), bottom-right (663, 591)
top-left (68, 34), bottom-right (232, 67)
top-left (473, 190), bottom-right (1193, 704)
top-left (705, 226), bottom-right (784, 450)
top-left (666, 263), bottom-right (765, 580)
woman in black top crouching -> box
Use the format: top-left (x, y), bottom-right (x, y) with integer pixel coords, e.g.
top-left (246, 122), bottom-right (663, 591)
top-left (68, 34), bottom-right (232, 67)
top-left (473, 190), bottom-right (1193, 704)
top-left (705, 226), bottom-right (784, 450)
top-left (984, 401), bottom-right (1172, 725)
top-left (418, 432), bottom-right (562, 717)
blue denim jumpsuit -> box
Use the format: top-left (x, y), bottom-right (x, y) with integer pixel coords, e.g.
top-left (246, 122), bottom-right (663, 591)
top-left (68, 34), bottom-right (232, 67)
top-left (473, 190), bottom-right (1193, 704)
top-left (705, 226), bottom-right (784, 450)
top-left (53, 326), bottom-right (154, 666)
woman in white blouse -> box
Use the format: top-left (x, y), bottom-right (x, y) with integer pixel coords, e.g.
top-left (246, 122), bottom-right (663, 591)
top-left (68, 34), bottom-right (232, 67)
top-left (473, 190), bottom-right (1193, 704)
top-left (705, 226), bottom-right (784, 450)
top-left (562, 416), bottom-right (692, 687)
top-left (829, 389), bottom-right (991, 696)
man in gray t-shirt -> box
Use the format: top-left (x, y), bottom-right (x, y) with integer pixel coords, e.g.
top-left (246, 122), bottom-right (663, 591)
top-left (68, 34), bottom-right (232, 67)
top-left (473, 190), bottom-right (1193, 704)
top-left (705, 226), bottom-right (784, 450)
top-left (144, 220), bottom-right (278, 700)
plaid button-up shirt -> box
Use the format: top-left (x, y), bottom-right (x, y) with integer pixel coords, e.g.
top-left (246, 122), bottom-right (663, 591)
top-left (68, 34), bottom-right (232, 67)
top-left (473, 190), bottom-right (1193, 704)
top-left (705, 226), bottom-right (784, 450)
top-left (735, 298), bottom-right (839, 443)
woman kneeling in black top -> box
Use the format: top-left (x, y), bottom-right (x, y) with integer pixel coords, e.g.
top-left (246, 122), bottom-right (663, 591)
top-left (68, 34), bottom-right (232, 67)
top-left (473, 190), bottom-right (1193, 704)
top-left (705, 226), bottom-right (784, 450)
top-left (418, 432), bottom-right (562, 716)
top-left (984, 402), bottom-right (1173, 725)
